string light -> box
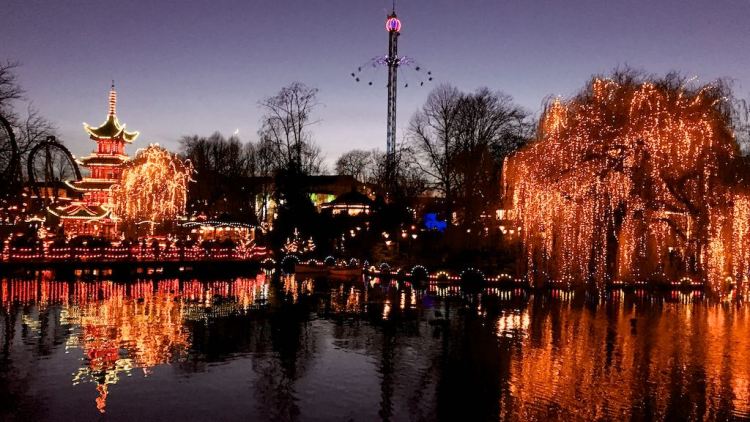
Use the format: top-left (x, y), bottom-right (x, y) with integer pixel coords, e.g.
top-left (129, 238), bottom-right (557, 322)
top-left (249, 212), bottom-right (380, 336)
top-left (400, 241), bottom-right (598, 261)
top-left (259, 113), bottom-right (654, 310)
top-left (113, 145), bottom-right (193, 227)
top-left (503, 76), bottom-right (748, 292)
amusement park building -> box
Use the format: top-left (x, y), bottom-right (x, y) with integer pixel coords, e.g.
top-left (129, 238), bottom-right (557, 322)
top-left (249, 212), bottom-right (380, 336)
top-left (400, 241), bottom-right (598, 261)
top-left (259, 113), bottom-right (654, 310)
top-left (49, 84), bottom-right (138, 238)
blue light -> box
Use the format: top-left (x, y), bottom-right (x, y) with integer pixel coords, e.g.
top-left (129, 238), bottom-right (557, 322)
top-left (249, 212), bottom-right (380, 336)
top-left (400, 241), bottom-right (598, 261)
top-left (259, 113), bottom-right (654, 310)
top-left (424, 213), bottom-right (446, 232)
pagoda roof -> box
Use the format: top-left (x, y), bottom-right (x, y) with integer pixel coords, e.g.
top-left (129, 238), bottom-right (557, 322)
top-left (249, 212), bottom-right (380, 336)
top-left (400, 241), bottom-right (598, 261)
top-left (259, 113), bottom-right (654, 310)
top-left (83, 83), bottom-right (139, 143)
top-left (84, 115), bottom-right (139, 143)
top-left (49, 203), bottom-right (111, 220)
top-left (79, 154), bottom-right (130, 166)
top-left (67, 179), bottom-right (117, 192)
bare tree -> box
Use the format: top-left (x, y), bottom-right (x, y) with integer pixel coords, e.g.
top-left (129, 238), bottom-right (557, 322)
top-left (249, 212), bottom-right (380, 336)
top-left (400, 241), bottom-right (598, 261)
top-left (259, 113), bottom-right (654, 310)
top-left (728, 90), bottom-right (750, 155)
top-left (180, 132), bottom-right (257, 178)
top-left (180, 132), bottom-right (259, 220)
top-left (410, 84), bottom-right (529, 230)
top-left (254, 137), bottom-right (282, 177)
top-left (258, 82), bottom-right (320, 175)
top-left (243, 141), bottom-right (258, 177)
top-left (409, 84), bottom-right (461, 214)
top-left (452, 88), bottom-right (528, 228)
top-left (370, 145), bottom-right (426, 202)
top-left (17, 105), bottom-right (57, 159)
top-left (0, 60), bottom-right (23, 113)
top-left (0, 61), bottom-right (58, 182)
top-left (301, 140), bottom-right (326, 175)
top-left (335, 149), bottom-right (373, 182)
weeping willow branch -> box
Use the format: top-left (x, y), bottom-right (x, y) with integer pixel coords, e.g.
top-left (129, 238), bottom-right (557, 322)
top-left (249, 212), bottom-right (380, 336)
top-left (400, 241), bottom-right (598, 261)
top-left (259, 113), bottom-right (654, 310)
top-left (113, 145), bottom-right (194, 225)
top-left (503, 72), bottom-right (750, 292)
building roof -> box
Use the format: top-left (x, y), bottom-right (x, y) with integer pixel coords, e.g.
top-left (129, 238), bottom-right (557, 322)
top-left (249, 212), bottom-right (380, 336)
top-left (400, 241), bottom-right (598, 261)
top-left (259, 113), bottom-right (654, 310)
top-left (328, 190), bottom-right (374, 206)
top-left (84, 115), bottom-right (139, 143)
top-left (27, 180), bottom-right (81, 200)
top-left (82, 84), bottom-right (139, 143)
top-left (67, 179), bottom-right (117, 192)
top-left (79, 154), bottom-right (130, 166)
top-left (49, 203), bottom-right (112, 220)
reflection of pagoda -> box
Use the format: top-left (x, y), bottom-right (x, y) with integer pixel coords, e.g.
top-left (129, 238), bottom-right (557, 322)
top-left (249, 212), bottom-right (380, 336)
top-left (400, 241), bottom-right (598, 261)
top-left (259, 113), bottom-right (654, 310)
top-left (50, 83), bottom-right (139, 238)
top-left (66, 285), bottom-right (190, 414)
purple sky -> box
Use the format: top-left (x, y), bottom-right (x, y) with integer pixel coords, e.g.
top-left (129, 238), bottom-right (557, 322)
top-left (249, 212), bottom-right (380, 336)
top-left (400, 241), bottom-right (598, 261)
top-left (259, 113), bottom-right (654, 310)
top-left (3, 0), bottom-right (750, 166)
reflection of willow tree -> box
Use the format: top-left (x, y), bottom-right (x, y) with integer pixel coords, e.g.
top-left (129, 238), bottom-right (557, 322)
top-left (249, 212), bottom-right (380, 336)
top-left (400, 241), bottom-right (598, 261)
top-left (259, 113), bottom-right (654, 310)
top-left (504, 72), bottom-right (750, 291)
top-left (503, 294), bottom-right (750, 420)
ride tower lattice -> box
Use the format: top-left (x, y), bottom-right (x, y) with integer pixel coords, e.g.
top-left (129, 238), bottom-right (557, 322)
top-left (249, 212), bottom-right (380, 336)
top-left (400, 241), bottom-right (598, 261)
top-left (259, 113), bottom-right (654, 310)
top-left (385, 12), bottom-right (401, 192)
top-left (352, 7), bottom-right (432, 199)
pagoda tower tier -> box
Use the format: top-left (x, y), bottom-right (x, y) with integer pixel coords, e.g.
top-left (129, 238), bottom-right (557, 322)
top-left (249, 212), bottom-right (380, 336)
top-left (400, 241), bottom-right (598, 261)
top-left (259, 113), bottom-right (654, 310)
top-left (52, 83), bottom-right (139, 238)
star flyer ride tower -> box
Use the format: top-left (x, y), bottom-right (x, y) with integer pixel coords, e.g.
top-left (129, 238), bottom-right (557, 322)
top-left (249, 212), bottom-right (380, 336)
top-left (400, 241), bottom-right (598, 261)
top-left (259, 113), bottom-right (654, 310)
top-left (50, 83), bottom-right (139, 238)
top-left (385, 11), bottom-right (401, 191)
top-left (352, 7), bottom-right (432, 196)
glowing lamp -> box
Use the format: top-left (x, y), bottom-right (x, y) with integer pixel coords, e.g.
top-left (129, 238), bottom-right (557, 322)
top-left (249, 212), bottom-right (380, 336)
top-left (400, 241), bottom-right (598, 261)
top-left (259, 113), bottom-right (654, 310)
top-left (386, 16), bottom-right (401, 32)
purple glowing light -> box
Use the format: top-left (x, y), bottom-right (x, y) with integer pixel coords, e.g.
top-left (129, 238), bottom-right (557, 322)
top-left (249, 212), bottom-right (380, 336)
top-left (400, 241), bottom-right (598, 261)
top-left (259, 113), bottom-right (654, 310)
top-left (386, 16), bottom-right (401, 32)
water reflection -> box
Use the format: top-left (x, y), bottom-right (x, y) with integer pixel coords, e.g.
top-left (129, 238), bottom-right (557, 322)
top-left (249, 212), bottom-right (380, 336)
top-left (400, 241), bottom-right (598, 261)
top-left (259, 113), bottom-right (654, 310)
top-left (64, 282), bottom-right (190, 413)
top-left (1, 275), bottom-right (268, 414)
top-left (1, 274), bottom-right (749, 420)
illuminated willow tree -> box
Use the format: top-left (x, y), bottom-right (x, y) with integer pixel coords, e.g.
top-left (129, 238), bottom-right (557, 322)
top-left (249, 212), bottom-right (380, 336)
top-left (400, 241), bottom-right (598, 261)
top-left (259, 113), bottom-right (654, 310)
top-left (113, 145), bottom-right (193, 230)
top-left (503, 72), bottom-right (750, 291)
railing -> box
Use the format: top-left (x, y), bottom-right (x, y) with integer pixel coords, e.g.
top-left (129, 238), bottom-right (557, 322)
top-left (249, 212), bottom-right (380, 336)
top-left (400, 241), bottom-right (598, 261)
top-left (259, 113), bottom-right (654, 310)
top-left (2, 245), bottom-right (271, 263)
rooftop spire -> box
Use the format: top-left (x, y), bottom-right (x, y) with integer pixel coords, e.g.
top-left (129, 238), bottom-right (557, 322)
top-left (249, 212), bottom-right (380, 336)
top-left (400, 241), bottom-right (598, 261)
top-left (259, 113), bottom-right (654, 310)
top-left (83, 81), bottom-right (139, 143)
top-left (108, 81), bottom-right (117, 116)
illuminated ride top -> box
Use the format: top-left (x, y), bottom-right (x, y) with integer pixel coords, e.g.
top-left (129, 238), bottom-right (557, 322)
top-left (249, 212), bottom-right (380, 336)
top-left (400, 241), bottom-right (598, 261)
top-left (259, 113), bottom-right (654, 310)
top-left (50, 83), bottom-right (139, 238)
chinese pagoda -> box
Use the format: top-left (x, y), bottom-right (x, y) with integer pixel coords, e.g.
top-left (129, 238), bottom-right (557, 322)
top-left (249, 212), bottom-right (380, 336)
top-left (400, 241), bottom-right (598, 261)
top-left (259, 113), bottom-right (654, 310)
top-left (50, 83), bottom-right (139, 238)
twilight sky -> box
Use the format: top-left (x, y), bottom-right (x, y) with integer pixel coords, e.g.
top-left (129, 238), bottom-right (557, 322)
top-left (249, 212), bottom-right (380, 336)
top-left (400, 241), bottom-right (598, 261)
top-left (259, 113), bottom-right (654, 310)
top-left (3, 0), bottom-right (750, 166)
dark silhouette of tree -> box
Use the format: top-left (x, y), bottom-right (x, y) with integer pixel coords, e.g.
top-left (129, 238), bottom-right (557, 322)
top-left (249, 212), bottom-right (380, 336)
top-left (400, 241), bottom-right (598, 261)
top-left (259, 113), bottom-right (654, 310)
top-left (180, 132), bottom-right (259, 221)
top-left (258, 82), bottom-right (324, 175)
top-left (335, 149), bottom-right (373, 183)
top-left (0, 61), bottom-right (57, 154)
top-left (255, 83), bottom-right (327, 248)
top-left (369, 146), bottom-right (426, 204)
top-left (728, 89), bottom-right (750, 155)
top-left (410, 84), bottom-right (530, 234)
top-left (409, 84), bottom-right (460, 211)
top-left (0, 60), bottom-right (58, 205)
top-left (181, 132), bottom-right (255, 178)
top-left (0, 60), bottom-right (24, 113)
top-left (16, 105), bottom-right (57, 170)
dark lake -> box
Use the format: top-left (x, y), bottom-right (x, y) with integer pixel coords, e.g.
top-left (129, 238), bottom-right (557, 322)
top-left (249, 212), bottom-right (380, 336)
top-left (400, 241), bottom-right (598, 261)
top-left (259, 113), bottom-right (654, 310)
top-left (1, 273), bottom-right (749, 421)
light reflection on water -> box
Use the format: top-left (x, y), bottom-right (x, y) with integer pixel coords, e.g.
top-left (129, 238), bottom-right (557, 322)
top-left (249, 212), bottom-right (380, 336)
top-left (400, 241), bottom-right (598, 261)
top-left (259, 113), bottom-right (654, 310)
top-left (1, 273), bottom-right (749, 421)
